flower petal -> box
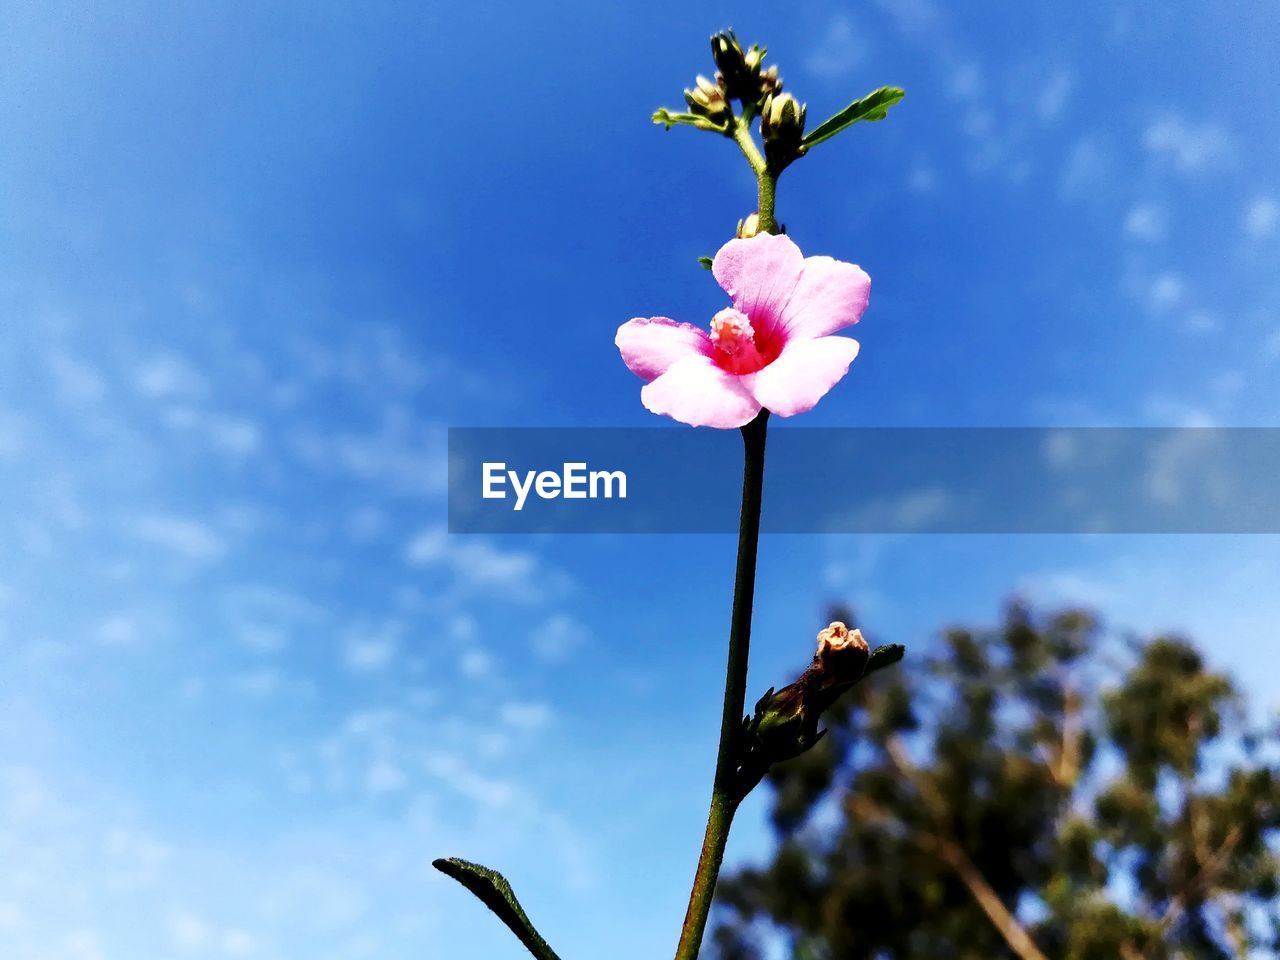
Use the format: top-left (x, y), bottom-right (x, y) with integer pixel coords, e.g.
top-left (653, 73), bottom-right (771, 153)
top-left (780, 256), bottom-right (871, 340)
top-left (640, 355), bottom-right (761, 428)
top-left (615, 317), bottom-right (712, 382)
top-left (711, 233), bottom-right (804, 330)
top-left (743, 336), bottom-right (861, 417)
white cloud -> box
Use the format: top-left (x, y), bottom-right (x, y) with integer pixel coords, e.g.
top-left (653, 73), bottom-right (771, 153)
top-left (0, 408), bottom-right (27, 460)
top-left (530, 613), bottom-right (589, 662)
top-left (1058, 137), bottom-right (1111, 200)
top-left (1036, 67), bottom-right (1074, 122)
top-left (222, 928), bottom-right (258, 956)
top-left (363, 759), bottom-right (407, 796)
top-left (64, 929), bottom-right (105, 960)
top-left (423, 752), bottom-right (516, 808)
top-left (1125, 204), bottom-right (1166, 242)
top-left (168, 911), bottom-right (258, 956)
top-left (342, 624), bottom-right (399, 672)
top-left (47, 350), bottom-right (108, 405)
top-left (95, 614), bottom-right (141, 647)
top-left (1265, 328), bottom-right (1280, 362)
top-left (133, 352), bottom-right (208, 400)
top-left (132, 515), bottom-right (227, 561)
top-left (206, 415), bottom-right (262, 457)
top-left (403, 527), bottom-right (563, 600)
top-left (1147, 273), bottom-right (1185, 312)
top-left (1243, 196), bottom-right (1279, 240)
top-left (458, 648), bottom-right (494, 678)
top-left (161, 406), bottom-right (263, 458)
top-left (223, 585), bottom-right (324, 655)
top-left (290, 409), bottom-right (446, 498)
top-left (499, 701), bottom-right (553, 732)
top-left (1143, 114), bottom-right (1232, 172)
top-left (876, 0), bottom-right (946, 40)
top-left (230, 669), bottom-right (281, 698)
top-left (805, 14), bottom-right (868, 80)
top-left (0, 900), bottom-right (23, 932)
top-left (907, 160), bottom-right (937, 193)
top-left (1185, 310), bottom-right (1220, 334)
top-left (169, 909), bottom-right (210, 949)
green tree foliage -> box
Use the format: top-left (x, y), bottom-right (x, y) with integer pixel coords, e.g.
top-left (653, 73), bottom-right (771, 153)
top-left (713, 603), bottom-right (1280, 960)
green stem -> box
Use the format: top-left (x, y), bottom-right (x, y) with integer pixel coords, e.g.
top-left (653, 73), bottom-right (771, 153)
top-left (756, 173), bottom-right (777, 234)
top-left (673, 410), bottom-right (770, 960)
top-left (729, 117), bottom-right (777, 234)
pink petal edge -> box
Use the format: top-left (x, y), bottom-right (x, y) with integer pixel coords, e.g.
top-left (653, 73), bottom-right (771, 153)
top-left (640, 354), bottom-right (762, 428)
top-left (615, 317), bottom-right (712, 382)
top-left (742, 336), bottom-right (861, 417)
top-left (780, 256), bottom-right (871, 341)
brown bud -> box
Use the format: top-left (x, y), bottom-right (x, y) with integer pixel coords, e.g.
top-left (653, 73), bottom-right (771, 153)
top-left (683, 74), bottom-right (732, 129)
top-left (758, 65), bottom-right (782, 101)
top-left (748, 622), bottom-right (872, 768)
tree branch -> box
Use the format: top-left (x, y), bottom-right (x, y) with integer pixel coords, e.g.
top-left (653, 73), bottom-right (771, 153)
top-left (882, 737), bottom-right (1051, 960)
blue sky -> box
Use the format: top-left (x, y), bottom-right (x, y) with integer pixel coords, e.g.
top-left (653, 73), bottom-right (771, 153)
top-left (2, 1), bottom-right (1280, 958)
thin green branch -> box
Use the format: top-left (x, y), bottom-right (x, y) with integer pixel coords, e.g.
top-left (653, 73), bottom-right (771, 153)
top-left (729, 118), bottom-right (776, 234)
top-left (673, 411), bottom-right (769, 960)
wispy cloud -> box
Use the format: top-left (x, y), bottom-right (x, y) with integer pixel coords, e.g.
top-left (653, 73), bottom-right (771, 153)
top-left (131, 515), bottom-right (228, 562)
top-left (530, 613), bottom-right (589, 662)
top-left (1143, 113), bottom-right (1233, 173)
top-left (1243, 195), bottom-right (1279, 240)
top-left (403, 527), bottom-right (569, 601)
top-left (1124, 203), bottom-right (1167, 242)
top-left (133, 352), bottom-right (209, 400)
top-left (805, 14), bottom-right (869, 81)
top-left (342, 622), bottom-right (400, 673)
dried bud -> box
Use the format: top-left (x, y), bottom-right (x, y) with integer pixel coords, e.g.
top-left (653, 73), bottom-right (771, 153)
top-left (758, 65), bottom-right (782, 101)
top-left (761, 92), bottom-right (807, 172)
top-left (737, 212), bottom-right (760, 238)
top-left (683, 74), bottom-right (732, 130)
top-left (817, 621), bottom-right (870, 675)
top-left (746, 622), bottom-right (872, 773)
top-left (710, 30), bottom-right (766, 104)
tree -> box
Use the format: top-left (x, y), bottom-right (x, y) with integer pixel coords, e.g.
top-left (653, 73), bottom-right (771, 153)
top-left (713, 602), bottom-right (1280, 960)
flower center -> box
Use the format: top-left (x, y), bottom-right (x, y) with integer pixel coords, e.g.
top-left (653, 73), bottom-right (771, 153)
top-left (710, 307), bottom-right (755, 354)
top-left (709, 307), bottom-right (775, 373)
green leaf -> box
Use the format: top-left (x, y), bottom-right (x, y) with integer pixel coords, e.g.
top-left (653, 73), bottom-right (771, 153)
top-left (801, 86), bottom-right (905, 149)
top-left (697, 256), bottom-right (714, 270)
top-left (432, 858), bottom-right (563, 960)
top-left (864, 643), bottom-right (906, 677)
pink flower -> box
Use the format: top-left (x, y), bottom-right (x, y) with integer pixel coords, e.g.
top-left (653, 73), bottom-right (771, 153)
top-left (615, 233), bottom-right (871, 428)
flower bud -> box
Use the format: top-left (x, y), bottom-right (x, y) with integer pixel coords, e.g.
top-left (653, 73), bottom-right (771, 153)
top-left (816, 621), bottom-right (870, 681)
top-left (683, 74), bottom-right (732, 130)
top-left (737, 213), bottom-right (760, 238)
top-left (760, 92), bottom-right (807, 171)
top-left (758, 65), bottom-right (782, 102)
top-left (745, 622), bottom-right (871, 770)
top-left (710, 30), bottom-right (766, 104)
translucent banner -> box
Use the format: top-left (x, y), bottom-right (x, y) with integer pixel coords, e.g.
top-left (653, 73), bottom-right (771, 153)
top-left (448, 428), bottom-right (1280, 534)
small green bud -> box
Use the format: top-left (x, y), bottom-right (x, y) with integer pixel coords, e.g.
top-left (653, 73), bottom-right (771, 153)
top-left (760, 92), bottom-right (807, 172)
top-left (683, 74), bottom-right (732, 131)
top-left (737, 213), bottom-right (760, 238)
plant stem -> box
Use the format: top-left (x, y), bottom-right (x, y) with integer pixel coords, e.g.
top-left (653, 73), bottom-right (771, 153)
top-left (673, 410), bottom-right (770, 960)
top-left (730, 118), bottom-right (778, 235)
top-left (756, 173), bottom-right (776, 234)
